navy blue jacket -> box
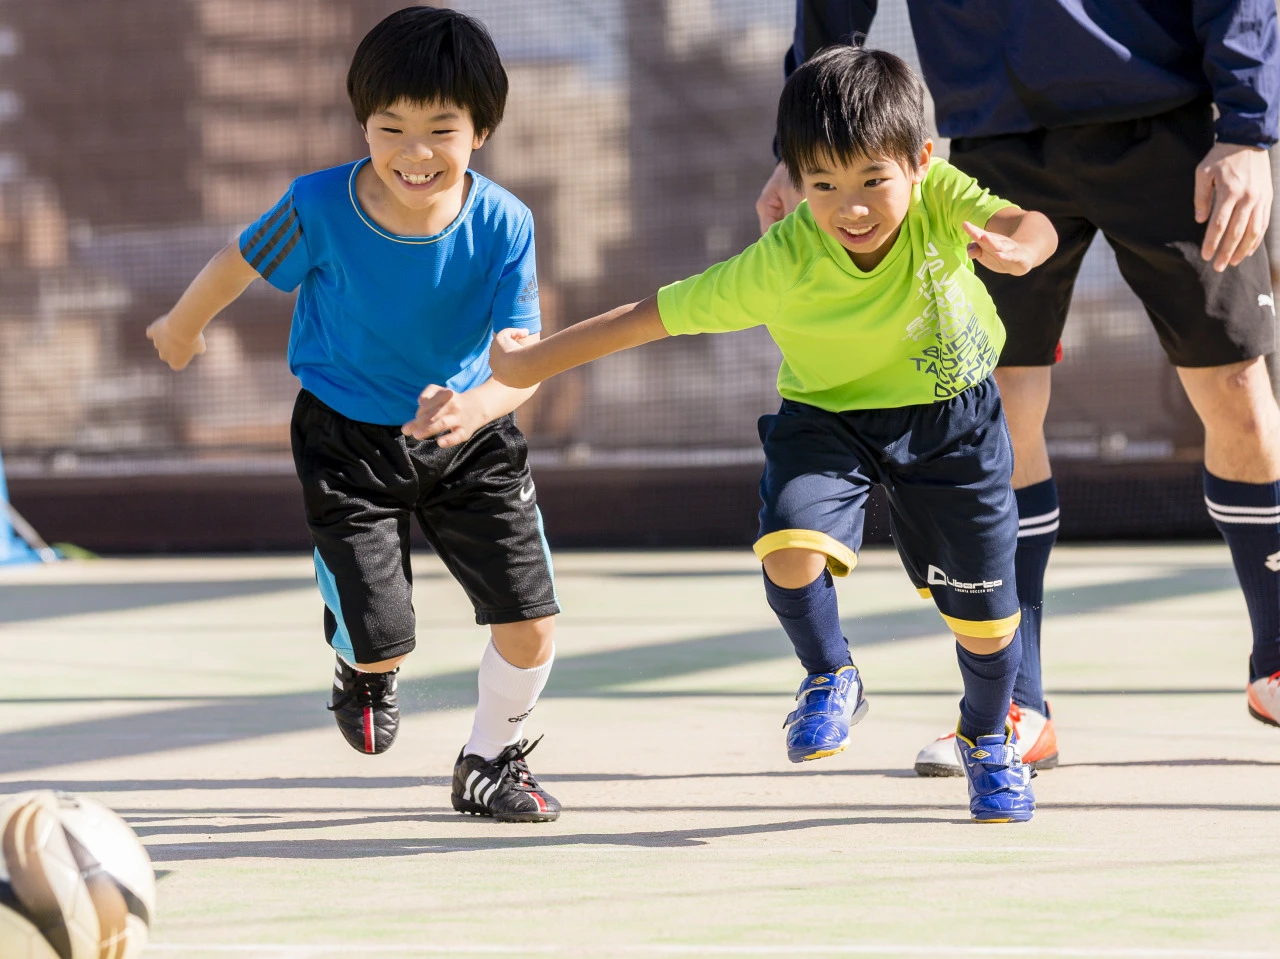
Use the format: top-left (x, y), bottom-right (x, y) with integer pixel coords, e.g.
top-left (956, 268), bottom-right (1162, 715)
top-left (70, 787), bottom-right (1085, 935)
top-left (788, 0), bottom-right (1280, 146)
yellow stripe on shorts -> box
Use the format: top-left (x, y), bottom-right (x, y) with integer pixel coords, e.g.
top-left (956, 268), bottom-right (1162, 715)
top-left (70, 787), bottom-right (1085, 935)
top-left (753, 529), bottom-right (859, 577)
top-left (938, 609), bottom-right (1022, 639)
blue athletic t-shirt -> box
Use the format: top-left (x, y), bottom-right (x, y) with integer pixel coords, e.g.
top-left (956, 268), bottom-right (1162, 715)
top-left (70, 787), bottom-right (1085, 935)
top-left (239, 159), bottom-right (541, 425)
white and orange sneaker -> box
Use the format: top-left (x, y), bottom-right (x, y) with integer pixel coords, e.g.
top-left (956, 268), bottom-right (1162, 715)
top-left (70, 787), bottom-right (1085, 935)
top-left (914, 702), bottom-right (1059, 777)
top-left (1247, 672), bottom-right (1280, 727)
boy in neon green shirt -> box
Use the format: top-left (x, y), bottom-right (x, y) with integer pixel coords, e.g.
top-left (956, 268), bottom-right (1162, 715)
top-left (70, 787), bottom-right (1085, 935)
top-left (490, 47), bottom-right (1058, 822)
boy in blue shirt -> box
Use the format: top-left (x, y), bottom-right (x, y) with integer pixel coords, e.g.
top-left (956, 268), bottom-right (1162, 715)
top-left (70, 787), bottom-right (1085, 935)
top-left (146, 7), bottom-right (561, 823)
top-left (491, 47), bottom-right (1058, 822)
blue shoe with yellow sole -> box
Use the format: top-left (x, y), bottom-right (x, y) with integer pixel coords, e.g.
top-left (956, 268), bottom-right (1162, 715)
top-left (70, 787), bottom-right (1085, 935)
top-left (955, 723), bottom-right (1035, 823)
top-left (783, 664), bottom-right (869, 763)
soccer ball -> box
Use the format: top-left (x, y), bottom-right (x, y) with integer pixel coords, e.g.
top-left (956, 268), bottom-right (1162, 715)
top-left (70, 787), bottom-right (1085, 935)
top-left (0, 791), bottom-right (155, 959)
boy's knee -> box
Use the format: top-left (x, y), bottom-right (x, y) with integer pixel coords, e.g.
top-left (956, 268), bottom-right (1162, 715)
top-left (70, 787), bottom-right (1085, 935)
top-left (953, 627), bottom-right (1018, 656)
top-left (762, 548), bottom-right (830, 589)
top-left (492, 616), bottom-right (556, 668)
top-left (755, 530), bottom-right (857, 585)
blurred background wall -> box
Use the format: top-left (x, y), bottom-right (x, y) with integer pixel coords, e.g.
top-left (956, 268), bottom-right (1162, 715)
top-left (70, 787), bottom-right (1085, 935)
top-left (1, 0), bottom-right (1275, 550)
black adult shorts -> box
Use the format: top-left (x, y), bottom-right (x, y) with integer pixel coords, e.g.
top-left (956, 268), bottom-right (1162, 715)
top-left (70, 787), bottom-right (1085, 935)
top-left (950, 98), bottom-right (1277, 368)
top-left (753, 377), bottom-right (1020, 640)
top-left (291, 389), bottom-right (559, 665)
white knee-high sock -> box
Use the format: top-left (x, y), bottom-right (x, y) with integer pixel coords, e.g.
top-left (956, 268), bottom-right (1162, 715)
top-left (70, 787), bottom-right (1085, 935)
top-left (464, 639), bottom-right (555, 760)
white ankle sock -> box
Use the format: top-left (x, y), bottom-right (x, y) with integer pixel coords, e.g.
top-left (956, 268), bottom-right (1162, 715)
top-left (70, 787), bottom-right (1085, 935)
top-left (464, 639), bottom-right (555, 761)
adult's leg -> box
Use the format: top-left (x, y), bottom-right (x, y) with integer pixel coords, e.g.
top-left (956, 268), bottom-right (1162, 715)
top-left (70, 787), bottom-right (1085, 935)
top-left (1085, 100), bottom-right (1280, 689)
top-left (951, 133), bottom-right (1096, 724)
top-left (993, 366), bottom-right (1059, 715)
top-left (975, 214), bottom-right (1095, 722)
top-left (995, 367), bottom-right (1052, 489)
top-left (1179, 357), bottom-right (1280, 483)
top-left (1180, 359), bottom-right (1280, 684)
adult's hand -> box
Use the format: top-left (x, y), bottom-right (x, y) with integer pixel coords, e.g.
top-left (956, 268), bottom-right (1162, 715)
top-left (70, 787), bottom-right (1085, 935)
top-left (755, 162), bottom-right (804, 235)
top-left (1194, 142), bottom-right (1274, 272)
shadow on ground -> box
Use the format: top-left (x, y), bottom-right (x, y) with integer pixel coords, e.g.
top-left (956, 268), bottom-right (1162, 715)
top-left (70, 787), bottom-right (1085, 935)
top-left (0, 579), bottom-right (316, 624)
top-left (141, 815), bottom-right (956, 859)
top-left (0, 564), bottom-right (1240, 776)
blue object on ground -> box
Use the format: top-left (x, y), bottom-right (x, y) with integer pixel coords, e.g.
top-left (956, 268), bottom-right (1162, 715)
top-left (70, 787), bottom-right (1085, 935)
top-left (0, 446), bottom-right (43, 565)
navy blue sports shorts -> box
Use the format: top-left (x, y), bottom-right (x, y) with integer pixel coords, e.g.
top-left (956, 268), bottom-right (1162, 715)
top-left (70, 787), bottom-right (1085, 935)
top-left (754, 376), bottom-right (1020, 639)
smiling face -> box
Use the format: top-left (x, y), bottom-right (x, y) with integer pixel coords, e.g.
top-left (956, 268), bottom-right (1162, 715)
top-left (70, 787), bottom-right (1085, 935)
top-left (361, 98), bottom-right (486, 228)
top-left (800, 142), bottom-right (932, 271)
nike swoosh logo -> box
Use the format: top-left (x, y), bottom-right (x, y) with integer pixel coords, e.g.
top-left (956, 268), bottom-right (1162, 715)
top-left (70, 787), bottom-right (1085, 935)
top-left (519, 483), bottom-right (535, 502)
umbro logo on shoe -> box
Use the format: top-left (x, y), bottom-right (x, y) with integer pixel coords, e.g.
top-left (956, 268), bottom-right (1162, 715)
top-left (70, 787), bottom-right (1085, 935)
top-left (1266, 550), bottom-right (1280, 573)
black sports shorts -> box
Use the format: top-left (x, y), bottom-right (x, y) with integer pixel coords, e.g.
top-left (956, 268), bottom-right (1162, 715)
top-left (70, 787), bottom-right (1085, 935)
top-left (291, 389), bottom-right (559, 665)
top-left (949, 97), bottom-right (1277, 368)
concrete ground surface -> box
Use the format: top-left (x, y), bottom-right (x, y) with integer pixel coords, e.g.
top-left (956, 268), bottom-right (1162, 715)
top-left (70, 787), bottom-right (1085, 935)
top-left (2, 545), bottom-right (1278, 958)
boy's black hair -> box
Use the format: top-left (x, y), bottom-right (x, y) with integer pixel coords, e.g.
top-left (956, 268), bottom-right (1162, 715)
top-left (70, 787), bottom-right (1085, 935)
top-left (347, 6), bottom-right (507, 136)
top-left (777, 46), bottom-right (928, 188)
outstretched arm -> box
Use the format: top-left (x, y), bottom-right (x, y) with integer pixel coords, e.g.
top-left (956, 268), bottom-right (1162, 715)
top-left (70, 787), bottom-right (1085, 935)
top-left (146, 242), bottom-right (260, 370)
top-left (963, 207), bottom-right (1058, 276)
top-left (489, 296), bottom-right (668, 389)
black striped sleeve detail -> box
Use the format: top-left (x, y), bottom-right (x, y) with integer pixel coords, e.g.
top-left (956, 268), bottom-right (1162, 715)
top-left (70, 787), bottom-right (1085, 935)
top-left (243, 199), bottom-right (293, 254)
top-left (260, 229), bottom-right (304, 282)
top-left (248, 209), bottom-right (300, 273)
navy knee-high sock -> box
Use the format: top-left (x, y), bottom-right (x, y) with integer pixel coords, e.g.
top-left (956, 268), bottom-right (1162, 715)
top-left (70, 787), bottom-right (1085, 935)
top-left (1204, 471), bottom-right (1280, 680)
top-left (1011, 479), bottom-right (1059, 713)
top-left (763, 568), bottom-right (851, 675)
top-left (957, 629), bottom-right (1022, 741)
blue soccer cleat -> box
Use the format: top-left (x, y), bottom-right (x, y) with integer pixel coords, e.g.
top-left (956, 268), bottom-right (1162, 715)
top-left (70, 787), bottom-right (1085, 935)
top-left (955, 723), bottom-right (1035, 823)
top-left (783, 664), bottom-right (869, 763)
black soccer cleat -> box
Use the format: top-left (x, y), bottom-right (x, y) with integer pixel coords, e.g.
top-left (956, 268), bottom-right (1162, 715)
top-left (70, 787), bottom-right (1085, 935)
top-left (327, 657), bottom-right (400, 754)
top-left (451, 736), bottom-right (561, 823)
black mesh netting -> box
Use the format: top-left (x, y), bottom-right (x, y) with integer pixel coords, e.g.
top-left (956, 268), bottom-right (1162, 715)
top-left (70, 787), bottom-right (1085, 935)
top-left (0, 0), bottom-right (1275, 543)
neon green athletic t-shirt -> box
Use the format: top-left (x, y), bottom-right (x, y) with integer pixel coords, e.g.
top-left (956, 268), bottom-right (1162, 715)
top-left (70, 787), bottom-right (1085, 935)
top-left (656, 159), bottom-right (1014, 411)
